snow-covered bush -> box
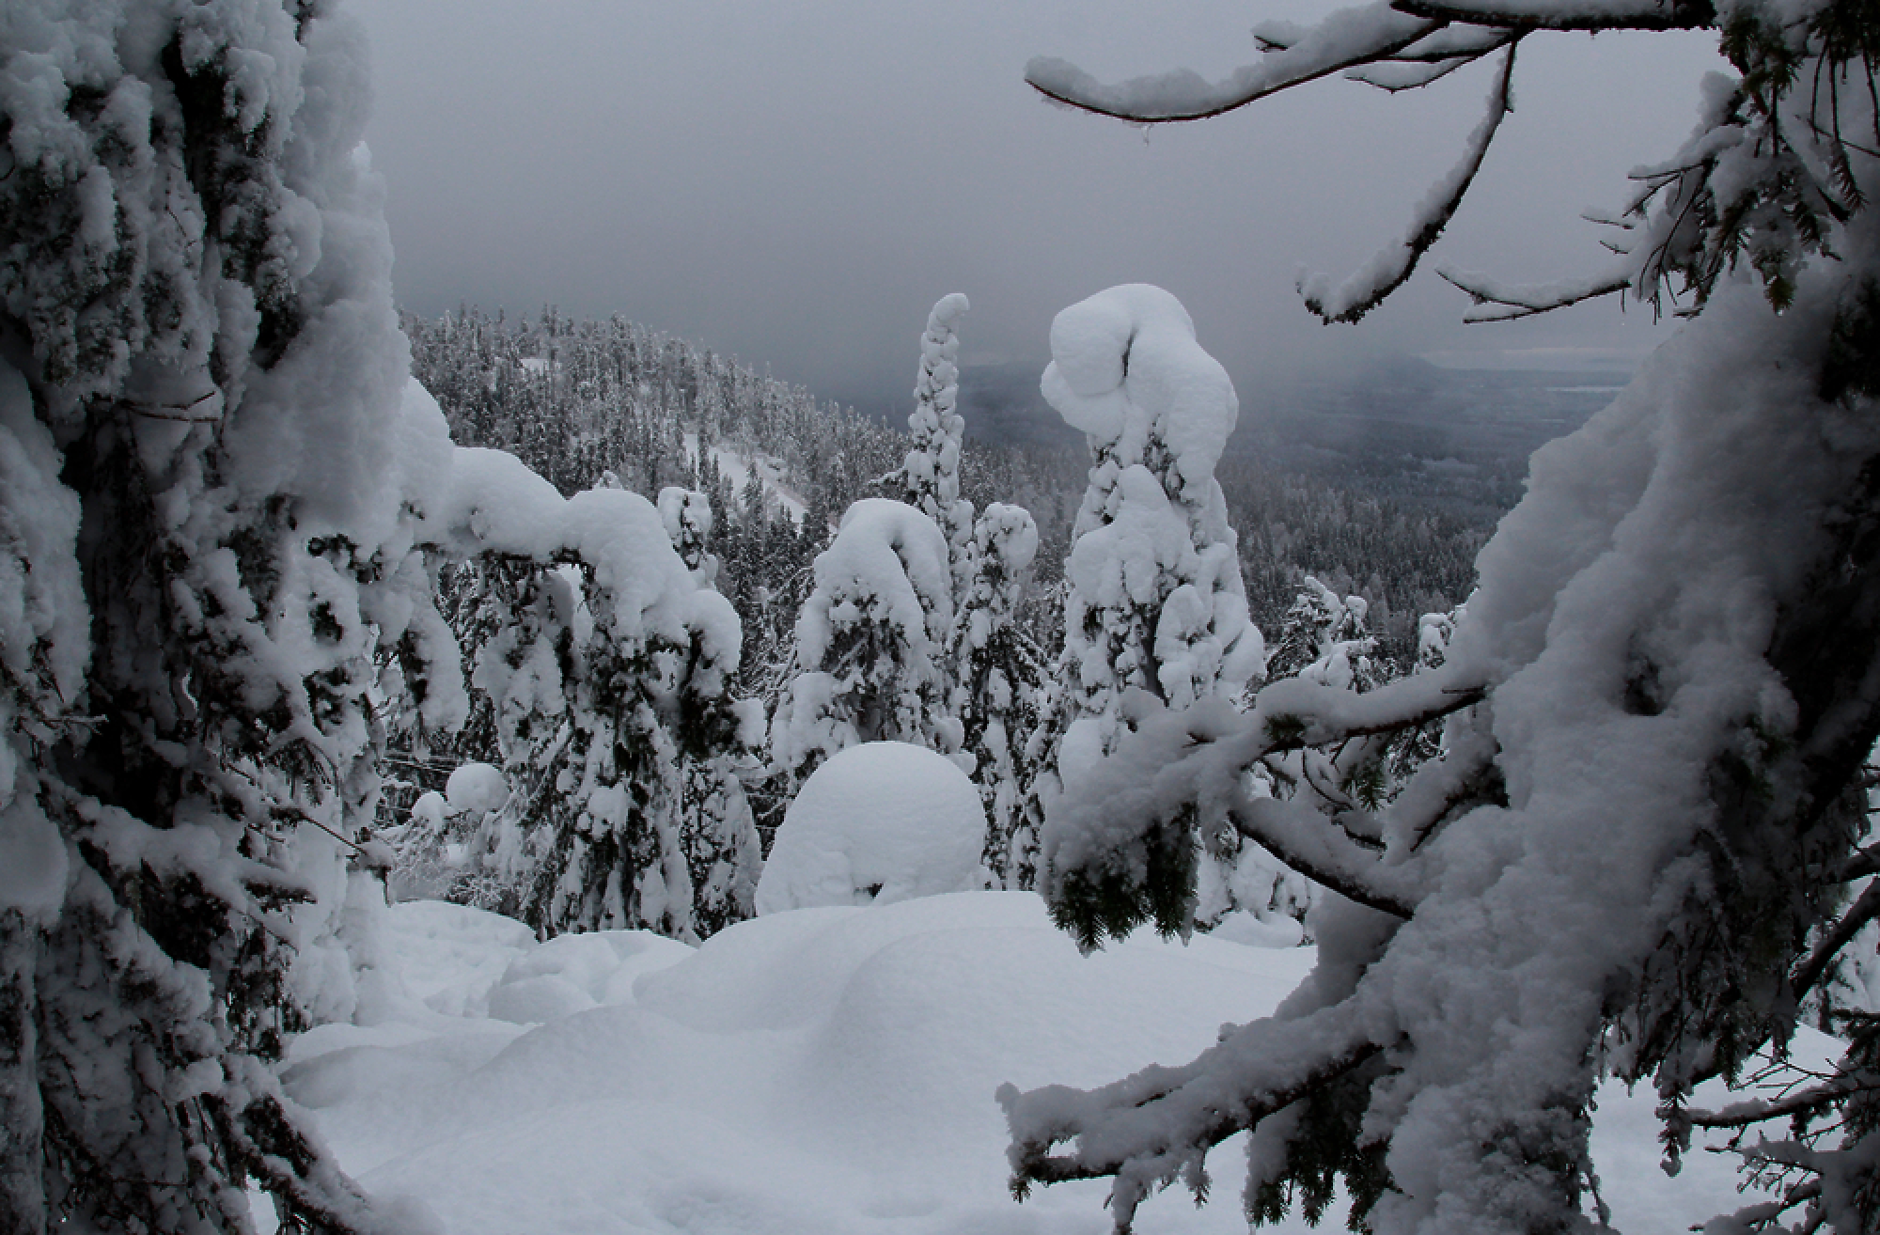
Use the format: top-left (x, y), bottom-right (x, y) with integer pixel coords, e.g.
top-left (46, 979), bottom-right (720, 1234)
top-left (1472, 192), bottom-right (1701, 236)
top-left (1003, 7), bottom-right (1880, 1234)
top-left (754, 742), bottom-right (986, 913)
top-left (659, 485), bottom-right (719, 585)
top-left (387, 762), bottom-right (509, 903)
top-left (771, 498), bottom-right (960, 786)
top-left (1266, 575), bottom-right (1384, 692)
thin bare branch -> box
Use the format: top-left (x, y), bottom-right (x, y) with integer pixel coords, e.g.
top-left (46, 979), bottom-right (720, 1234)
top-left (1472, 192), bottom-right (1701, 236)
top-left (1440, 265), bottom-right (1633, 320)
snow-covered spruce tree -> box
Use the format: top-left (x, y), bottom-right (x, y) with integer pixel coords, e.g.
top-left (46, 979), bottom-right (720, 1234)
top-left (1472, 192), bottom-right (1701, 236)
top-left (887, 293), bottom-right (975, 595)
top-left (1002, 6), bottom-right (1880, 1234)
top-left (0, 0), bottom-right (457, 1229)
top-left (1265, 575), bottom-right (1385, 692)
top-left (1020, 285), bottom-right (1266, 913)
top-left (659, 485), bottom-right (764, 937)
top-left (434, 452), bottom-right (747, 942)
top-left (771, 498), bottom-right (959, 788)
top-left (950, 503), bottom-right (1049, 888)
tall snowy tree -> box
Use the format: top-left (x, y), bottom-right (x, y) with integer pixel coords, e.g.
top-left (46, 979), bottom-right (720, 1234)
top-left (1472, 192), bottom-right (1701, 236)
top-left (1021, 285), bottom-right (1267, 910)
top-left (659, 485), bottom-right (764, 937)
top-left (888, 292), bottom-right (975, 595)
top-left (771, 498), bottom-right (959, 788)
top-left (1001, 5), bottom-right (1880, 1234)
top-left (950, 503), bottom-right (1049, 888)
top-left (0, 0), bottom-right (460, 1229)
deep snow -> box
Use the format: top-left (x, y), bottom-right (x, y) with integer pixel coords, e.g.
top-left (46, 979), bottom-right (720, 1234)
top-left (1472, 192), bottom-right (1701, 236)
top-left (275, 892), bottom-right (1798, 1235)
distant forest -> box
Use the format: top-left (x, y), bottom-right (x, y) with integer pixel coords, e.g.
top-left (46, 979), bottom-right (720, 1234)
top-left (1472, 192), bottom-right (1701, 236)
top-left (404, 306), bottom-right (1612, 671)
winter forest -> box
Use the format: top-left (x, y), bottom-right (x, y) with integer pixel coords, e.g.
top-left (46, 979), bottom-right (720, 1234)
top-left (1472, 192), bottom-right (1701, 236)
top-left (4, 0), bottom-right (1880, 1234)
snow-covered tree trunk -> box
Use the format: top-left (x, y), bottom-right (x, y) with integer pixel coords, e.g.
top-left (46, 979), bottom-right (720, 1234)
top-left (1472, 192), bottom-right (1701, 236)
top-left (0, 0), bottom-right (457, 1228)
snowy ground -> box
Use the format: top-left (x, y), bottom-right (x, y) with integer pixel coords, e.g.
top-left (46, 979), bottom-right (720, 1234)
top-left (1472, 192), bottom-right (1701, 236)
top-left (283, 892), bottom-right (1798, 1235)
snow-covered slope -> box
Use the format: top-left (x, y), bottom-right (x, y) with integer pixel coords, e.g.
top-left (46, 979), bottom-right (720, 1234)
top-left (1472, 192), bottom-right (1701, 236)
top-left (282, 893), bottom-right (1806, 1235)
top-left (684, 431), bottom-right (809, 524)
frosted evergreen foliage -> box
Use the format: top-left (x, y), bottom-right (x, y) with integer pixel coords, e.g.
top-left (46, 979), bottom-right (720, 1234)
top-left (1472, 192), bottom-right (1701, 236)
top-left (892, 293), bottom-right (975, 595)
top-left (772, 498), bottom-right (960, 787)
top-left (1001, 6), bottom-right (1880, 1234)
top-left (659, 485), bottom-right (762, 936)
top-left (951, 503), bottom-right (1049, 888)
top-left (420, 446), bottom-right (746, 943)
top-left (659, 485), bottom-right (718, 585)
top-left (0, 0), bottom-right (463, 1228)
top-left (1025, 285), bottom-right (1265, 881)
top-left (1266, 575), bottom-right (1385, 693)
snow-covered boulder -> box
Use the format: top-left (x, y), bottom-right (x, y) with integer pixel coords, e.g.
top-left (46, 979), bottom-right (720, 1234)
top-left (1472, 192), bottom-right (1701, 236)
top-left (755, 742), bottom-right (986, 913)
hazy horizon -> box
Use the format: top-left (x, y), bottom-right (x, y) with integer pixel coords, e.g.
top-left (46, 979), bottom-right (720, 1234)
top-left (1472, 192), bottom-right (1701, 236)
top-left (360, 0), bottom-right (1724, 416)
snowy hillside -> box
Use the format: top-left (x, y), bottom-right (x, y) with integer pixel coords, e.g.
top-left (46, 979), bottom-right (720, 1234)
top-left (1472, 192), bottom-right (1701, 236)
top-left (275, 893), bottom-right (1799, 1235)
top-left (683, 432), bottom-right (809, 526)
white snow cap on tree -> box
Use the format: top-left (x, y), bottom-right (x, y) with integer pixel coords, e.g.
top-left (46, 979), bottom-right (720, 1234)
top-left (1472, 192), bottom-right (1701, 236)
top-left (754, 741), bottom-right (986, 914)
top-left (1043, 283), bottom-right (1237, 499)
top-left (1042, 285), bottom-right (1264, 774)
top-left (658, 485), bottom-right (717, 584)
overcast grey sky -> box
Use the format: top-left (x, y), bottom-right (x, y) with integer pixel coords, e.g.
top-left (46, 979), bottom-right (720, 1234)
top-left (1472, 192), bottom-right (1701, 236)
top-left (356, 0), bottom-right (1725, 411)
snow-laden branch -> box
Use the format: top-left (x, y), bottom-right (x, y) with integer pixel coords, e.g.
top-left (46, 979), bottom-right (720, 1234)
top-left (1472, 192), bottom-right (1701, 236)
top-left (1025, 4), bottom-right (1442, 123)
top-left (1439, 262), bottom-right (1635, 319)
top-left (1788, 878), bottom-right (1880, 1002)
top-left (1042, 670), bottom-right (1484, 937)
top-left (998, 1002), bottom-right (1386, 1228)
top-left (1348, 54), bottom-right (1482, 91)
top-left (1391, 0), bottom-right (1715, 30)
top-left (1298, 42), bottom-right (1518, 323)
top-left (1228, 793), bottom-right (1421, 915)
top-left (1686, 1075), bottom-right (1877, 1130)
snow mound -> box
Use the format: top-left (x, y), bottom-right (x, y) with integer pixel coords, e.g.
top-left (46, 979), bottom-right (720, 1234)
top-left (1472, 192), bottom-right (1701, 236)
top-left (283, 892), bottom-right (1774, 1235)
top-left (486, 930), bottom-right (693, 1024)
top-left (755, 742), bottom-right (986, 914)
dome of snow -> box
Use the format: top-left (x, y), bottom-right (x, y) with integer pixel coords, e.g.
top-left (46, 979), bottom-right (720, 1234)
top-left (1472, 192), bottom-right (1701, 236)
top-left (755, 742), bottom-right (986, 914)
top-left (445, 762), bottom-right (508, 815)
